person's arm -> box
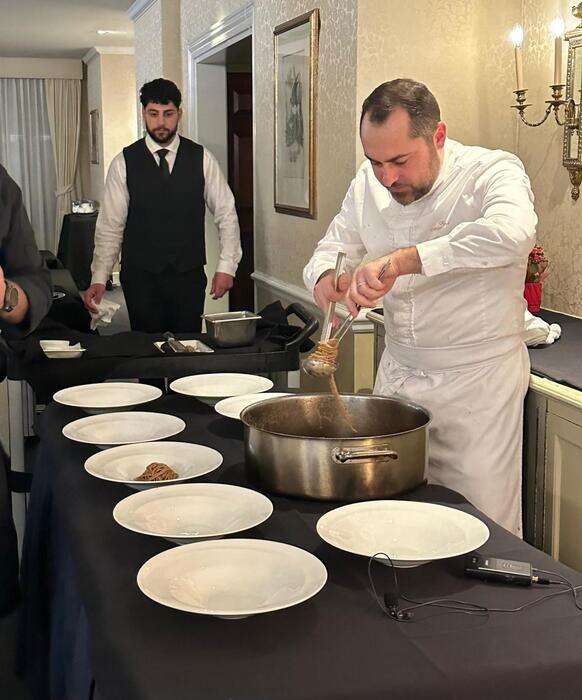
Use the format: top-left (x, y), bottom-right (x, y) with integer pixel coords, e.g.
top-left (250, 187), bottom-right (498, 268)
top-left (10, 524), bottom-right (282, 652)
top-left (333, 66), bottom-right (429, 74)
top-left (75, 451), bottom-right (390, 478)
top-left (416, 153), bottom-right (537, 276)
top-left (349, 153), bottom-right (537, 310)
top-left (203, 149), bottom-right (242, 299)
top-left (303, 178), bottom-right (367, 314)
top-left (0, 174), bottom-right (51, 334)
top-left (84, 154), bottom-right (128, 311)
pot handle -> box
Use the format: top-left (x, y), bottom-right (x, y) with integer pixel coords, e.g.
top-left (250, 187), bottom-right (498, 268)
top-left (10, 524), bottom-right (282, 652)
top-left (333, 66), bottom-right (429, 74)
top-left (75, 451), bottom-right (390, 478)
top-left (333, 446), bottom-right (398, 464)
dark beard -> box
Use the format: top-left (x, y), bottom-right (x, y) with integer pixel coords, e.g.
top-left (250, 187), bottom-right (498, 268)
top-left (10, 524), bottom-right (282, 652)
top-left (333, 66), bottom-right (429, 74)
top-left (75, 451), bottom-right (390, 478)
top-left (390, 142), bottom-right (442, 205)
top-left (146, 125), bottom-right (178, 145)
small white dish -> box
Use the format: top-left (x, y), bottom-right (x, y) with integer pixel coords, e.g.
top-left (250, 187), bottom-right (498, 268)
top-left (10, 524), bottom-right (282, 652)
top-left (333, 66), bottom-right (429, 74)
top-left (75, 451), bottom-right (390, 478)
top-left (170, 373), bottom-right (273, 406)
top-left (54, 382), bottom-right (162, 414)
top-left (137, 538), bottom-right (327, 619)
top-left (84, 441), bottom-right (223, 490)
top-left (316, 501), bottom-right (489, 568)
top-left (215, 392), bottom-right (291, 420)
top-left (63, 412), bottom-right (185, 450)
top-left (40, 340), bottom-right (85, 359)
top-left (113, 483), bottom-right (273, 543)
top-left (153, 339), bottom-right (214, 354)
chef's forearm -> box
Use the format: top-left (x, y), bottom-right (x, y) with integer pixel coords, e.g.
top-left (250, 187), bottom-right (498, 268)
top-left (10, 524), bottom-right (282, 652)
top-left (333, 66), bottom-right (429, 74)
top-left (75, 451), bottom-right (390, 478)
top-left (389, 246), bottom-right (422, 277)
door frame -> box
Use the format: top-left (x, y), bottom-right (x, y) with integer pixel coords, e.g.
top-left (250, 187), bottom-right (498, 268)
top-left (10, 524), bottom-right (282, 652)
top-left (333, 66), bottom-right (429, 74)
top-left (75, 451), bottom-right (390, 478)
top-left (186, 2), bottom-right (256, 309)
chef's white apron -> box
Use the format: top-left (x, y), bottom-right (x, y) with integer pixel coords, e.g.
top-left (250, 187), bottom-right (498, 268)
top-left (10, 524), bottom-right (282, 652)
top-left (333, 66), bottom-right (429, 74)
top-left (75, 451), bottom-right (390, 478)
top-left (374, 338), bottom-right (530, 536)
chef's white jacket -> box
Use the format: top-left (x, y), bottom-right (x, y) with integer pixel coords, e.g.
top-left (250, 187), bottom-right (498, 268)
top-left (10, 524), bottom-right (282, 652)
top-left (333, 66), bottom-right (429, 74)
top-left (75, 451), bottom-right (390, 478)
top-left (304, 139), bottom-right (537, 535)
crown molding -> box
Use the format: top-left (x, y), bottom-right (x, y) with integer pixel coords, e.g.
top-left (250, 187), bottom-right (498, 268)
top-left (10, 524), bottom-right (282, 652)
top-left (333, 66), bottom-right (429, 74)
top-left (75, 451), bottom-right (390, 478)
top-left (83, 46), bottom-right (135, 63)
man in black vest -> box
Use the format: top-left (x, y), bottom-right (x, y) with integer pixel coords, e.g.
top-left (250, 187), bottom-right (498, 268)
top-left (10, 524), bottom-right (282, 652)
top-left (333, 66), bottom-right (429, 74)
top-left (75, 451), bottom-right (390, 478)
top-left (83, 79), bottom-right (242, 333)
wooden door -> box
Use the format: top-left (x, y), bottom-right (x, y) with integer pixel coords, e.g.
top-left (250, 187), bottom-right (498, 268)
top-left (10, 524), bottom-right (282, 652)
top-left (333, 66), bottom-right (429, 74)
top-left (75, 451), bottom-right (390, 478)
top-left (226, 72), bottom-right (254, 311)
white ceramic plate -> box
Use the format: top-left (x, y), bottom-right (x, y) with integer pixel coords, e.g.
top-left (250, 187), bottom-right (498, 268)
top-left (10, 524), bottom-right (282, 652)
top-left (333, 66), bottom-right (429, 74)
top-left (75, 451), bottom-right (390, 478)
top-left (170, 373), bottom-right (273, 406)
top-left (214, 392), bottom-right (291, 420)
top-left (84, 441), bottom-right (223, 490)
top-left (40, 340), bottom-right (85, 359)
top-left (54, 382), bottom-right (162, 414)
top-left (137, 538), bottom-right (327, 619)
top-left (113, 483), bottom-right (273, 543)
top-left (62, 412), bottom-right (185, 450)
top-left (316, 501), bottom-right (489, 568)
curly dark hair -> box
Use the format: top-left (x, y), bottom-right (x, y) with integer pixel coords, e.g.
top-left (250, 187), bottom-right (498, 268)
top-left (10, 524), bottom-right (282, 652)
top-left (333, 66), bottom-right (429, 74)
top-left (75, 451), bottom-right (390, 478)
top-left (360, 79), bottom-right (440, 140)
top-left (139, 79), bottom-right (182, 109)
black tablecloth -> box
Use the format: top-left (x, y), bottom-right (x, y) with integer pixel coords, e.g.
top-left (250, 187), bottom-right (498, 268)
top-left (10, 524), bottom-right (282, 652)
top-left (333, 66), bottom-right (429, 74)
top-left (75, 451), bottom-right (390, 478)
top-left (57, 213), bottom-right (98, 291)
top-left (530, 310), bottom-right (582, 391)
top-left (18, 396), bottom-right (582, 700)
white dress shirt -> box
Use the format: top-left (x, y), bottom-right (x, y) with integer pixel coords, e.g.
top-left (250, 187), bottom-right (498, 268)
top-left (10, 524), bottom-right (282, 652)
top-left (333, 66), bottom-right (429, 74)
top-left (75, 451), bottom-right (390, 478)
top-left (90, 133), bottom-right (242, 285)
top-left (304, 138), bottom-right (538, 353)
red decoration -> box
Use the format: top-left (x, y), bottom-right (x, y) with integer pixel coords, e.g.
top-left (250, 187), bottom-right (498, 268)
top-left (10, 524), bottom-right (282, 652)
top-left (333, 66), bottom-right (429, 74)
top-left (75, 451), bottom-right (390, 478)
top-left (524, 281), bottom-right (542, 313)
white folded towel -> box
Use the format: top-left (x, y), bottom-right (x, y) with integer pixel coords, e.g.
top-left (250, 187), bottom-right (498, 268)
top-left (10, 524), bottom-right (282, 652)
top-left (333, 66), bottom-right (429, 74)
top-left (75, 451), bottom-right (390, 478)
top-left (523, 310), bottom-right (562, 347)
top-left (88, 297), bottom-right (121, 331)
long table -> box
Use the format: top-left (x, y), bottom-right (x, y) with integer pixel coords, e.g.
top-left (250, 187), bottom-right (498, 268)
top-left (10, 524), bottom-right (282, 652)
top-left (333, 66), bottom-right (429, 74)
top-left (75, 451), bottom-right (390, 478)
top-left (18, 395), bottom-right (582, 700)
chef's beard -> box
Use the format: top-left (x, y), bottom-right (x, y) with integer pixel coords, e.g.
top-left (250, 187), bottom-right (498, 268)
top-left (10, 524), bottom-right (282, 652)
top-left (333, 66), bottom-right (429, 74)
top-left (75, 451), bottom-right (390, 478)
top-left (389, 141), bottom-right (442, 205)
top-left (146, 125), bottom-right (178, 145)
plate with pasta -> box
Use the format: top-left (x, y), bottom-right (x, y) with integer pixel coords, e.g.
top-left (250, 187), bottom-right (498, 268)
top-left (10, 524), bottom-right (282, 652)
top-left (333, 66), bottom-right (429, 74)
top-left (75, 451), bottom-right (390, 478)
top-left (84, 441), bottom-right (223, 490)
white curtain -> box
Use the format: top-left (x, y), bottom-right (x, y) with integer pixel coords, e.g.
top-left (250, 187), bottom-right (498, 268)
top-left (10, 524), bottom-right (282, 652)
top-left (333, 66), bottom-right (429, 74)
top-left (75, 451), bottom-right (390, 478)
top-left (0, 78), bottom-right (56, 250)
top-left (44, 78), bottom-right (81, 251)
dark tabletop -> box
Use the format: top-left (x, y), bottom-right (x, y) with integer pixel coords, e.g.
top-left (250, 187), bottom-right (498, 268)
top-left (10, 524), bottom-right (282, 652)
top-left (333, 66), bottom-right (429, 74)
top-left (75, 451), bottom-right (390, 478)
top-left (18, 395), bottom-right (582, 700)
top-left (529, 310), bottom-right (582, 391)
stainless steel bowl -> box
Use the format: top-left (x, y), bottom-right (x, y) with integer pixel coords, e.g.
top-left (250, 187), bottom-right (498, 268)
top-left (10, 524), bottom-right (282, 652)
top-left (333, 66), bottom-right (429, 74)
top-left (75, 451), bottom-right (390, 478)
top-left (241, 394), bottom-right (431, 501)
top-left (203, 311), bottom-right (261, 348)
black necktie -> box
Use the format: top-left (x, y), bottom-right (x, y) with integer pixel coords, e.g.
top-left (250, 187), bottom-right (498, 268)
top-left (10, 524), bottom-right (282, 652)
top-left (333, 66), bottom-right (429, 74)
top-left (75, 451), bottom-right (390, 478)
top-left (157, 148), bottom-right (170, 180)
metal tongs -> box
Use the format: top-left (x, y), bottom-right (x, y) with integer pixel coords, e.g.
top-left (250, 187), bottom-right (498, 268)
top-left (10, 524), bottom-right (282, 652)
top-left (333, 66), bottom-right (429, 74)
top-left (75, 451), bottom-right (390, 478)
top-left (302, 257), bottom-right (387, 377)
top-left (301, 252), bottom-right (346, 377)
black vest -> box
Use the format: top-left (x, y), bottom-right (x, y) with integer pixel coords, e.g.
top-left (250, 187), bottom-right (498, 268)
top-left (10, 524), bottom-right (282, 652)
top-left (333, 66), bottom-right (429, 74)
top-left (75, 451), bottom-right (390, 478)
top-left (122, 137), bottom-right (206, 273)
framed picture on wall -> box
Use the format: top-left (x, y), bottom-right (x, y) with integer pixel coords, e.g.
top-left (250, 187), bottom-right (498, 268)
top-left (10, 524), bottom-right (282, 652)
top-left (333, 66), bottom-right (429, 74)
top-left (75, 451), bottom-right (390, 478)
top-left (89, 109), bottom-right (100, 164)
top-left (273, 8), bottom-right (320, 219)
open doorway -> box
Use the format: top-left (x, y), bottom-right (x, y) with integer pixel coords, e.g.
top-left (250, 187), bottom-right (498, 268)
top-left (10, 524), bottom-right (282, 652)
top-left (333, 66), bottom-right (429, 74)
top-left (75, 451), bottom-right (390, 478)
top-left (194, 34), bottom-right (254, 314)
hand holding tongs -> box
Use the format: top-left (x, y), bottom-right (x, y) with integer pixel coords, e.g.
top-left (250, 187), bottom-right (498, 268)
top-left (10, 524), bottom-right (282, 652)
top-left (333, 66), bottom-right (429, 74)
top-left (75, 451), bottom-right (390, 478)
top-left (330, 261), bottom-right (388, 343)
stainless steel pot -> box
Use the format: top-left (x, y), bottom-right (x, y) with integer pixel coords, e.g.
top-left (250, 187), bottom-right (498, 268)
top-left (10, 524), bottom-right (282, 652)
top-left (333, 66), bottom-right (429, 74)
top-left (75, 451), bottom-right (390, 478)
top-left (241, 394), bottom-right (431, 501)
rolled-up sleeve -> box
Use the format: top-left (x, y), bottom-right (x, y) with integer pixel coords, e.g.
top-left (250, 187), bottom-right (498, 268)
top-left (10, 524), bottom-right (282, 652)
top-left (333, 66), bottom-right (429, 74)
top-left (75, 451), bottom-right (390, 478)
top-left (417, 154), bottom-right (537, 277)
top-left (0, 173), bottom-right (52, 334)
top-left (303, 179), bottom-right (367, 293)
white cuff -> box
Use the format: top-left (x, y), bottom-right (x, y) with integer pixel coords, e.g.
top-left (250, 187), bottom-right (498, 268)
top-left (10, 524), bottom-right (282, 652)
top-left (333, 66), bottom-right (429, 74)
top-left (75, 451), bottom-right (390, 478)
top-left (90, 271), bottom-right (109, 286)
top-left (215, 260), bottom-right (237, 277)
top-left (416, 237), bottom-right (454, 277)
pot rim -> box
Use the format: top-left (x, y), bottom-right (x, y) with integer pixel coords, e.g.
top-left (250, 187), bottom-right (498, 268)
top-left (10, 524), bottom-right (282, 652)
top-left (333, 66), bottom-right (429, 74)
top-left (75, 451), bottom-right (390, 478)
top-left (240, 392), bottom-right (432, 440)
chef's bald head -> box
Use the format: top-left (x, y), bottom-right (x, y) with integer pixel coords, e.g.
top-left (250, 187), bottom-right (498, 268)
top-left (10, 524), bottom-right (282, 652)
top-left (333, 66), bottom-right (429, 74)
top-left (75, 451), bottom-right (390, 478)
top-left (360, 79), bottom-right (441, 141)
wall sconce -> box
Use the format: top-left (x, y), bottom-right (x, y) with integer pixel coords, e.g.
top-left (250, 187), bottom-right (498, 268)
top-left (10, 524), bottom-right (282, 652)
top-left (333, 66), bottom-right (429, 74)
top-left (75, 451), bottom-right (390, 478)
top-left (509, 4), bottom-right (582, 200)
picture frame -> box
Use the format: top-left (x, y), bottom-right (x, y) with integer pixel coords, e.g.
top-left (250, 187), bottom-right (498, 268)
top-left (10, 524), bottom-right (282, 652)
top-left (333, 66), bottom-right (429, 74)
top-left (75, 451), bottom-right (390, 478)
top-left (273, 9), bottom-right (320, 219)
top-left (89, 109), bottom-right (100, 165)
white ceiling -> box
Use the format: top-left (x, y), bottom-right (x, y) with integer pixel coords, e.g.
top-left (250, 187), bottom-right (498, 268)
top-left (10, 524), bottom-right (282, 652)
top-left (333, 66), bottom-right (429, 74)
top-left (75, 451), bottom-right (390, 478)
top-left (0, 0), bottom-right (135, 59)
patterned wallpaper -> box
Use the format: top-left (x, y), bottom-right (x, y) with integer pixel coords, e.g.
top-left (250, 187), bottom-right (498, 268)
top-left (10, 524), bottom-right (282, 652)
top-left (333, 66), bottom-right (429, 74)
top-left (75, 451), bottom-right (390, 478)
top-left (181, 0), bottom-right (358, 288)
top-left (516, 0), bottom-right (582, 315)
top-left (122, 0), bottom-right (582, 314)
top-left (134, 0), bottom-right (164, 136)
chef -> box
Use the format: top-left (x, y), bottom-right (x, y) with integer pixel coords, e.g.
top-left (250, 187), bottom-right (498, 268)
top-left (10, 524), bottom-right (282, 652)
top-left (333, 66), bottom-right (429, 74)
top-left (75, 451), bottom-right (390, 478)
top-left (303, 79), bottom-right (537, 536)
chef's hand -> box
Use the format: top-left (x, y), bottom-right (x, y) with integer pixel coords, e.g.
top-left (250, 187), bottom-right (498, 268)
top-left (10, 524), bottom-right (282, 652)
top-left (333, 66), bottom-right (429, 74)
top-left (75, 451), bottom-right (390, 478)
top-left (313, 269), bottom-right (352, 327)
top-left (83, 283), bottom-right (106, 313)
top-left (348, 248), bottom-right (421, 314)
top-left (348, 256), bottom-right (397, 312)
top-left (211, 272), bottom-right (234, 299)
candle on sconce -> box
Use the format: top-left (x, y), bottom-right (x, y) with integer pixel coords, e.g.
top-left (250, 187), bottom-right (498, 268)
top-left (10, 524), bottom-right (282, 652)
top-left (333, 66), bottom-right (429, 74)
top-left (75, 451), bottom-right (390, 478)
top-left (510, 24), bottom-right (525, 91)
top-left (550, 16), bottom-right (565, 85)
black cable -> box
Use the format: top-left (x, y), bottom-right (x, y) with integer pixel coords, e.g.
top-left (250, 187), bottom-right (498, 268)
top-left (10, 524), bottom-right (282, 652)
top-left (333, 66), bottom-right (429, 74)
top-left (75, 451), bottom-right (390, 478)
top-left (368, 553), bottom-right (582, 622)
